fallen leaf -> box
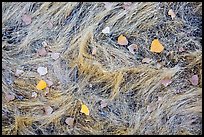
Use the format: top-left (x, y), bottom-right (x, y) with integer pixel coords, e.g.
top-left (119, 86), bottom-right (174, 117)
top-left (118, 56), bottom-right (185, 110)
top-left (51, 53), bottom-right (60, 60)
top-left (142, 58), bottom-right (152, 64)
top-left (47, 21), bottom-right (53, 29)
top-left (31, 92), bottom-right (37, 98)
top-left (37, 47), bottom-right (47, 56)
top-left (100, 100), bottom-right (108, 108)
top-left (168, 9), bottom-right (176, 19)
top-left (5, 93), bottom-right (15, 102)
top-left (150, 39), bottom-right (164, 53)
top-left (44, 87), bottom-right (49, 96)
top-left (80, 103), bottom-right (89, 115)
top-left (160, 77), bottom-right (172, 87)
top-left (37, 67), bottom-right (48, 76)
top-left (118, 35), bottom-right (128, 46)
top-left (22, 14), bottom-right (32, 25)
top-left (122, 2), bottom-right (132, 10)
top-left (44, 106), bottom-right (53, 115)
top-left (36, 80), bottom-right (47, 90)
top-left (92, 47), bottom-right (97, 55)
top-left (15, 69), bottom-right (24, 77)
top-left (45, 79), bottom-right (53, 87)
top-left (42, 41), bottom-right (48, 47)
top-left (190, 75), bottom-right (198, 86)
top-left (65, 117), bottom-right (74, 126)
top-left (127, 44), bottom-right (138, 54)
top-left (103, 2), bottom-right (114, 10)
top-left (178, 47), bottom-right (185, 52)
top-left (102, 26), bottom-right (110, 34)
top-left (156, 62), bottom-right (162, 69)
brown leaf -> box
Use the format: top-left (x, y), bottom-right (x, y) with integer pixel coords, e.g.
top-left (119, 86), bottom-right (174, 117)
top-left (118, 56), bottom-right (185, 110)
top-left (44, 106), bottom-right (53, 115)
top-left (142, 58), bottom-right (151, 64)
top-left (160, 77), bottom-right (172, 87)
top-left (22, 14), bottom-right (32, 25)
top-left (190, 75), bottom-right (198, 86)
top-left (65, 117), bottom-right (74, 126)
top-left (127, 44), bottom-right (138, 54)
top-left (37, 47), bottom-right (47, 56)
top-left (5, 93), bottom-right (15, 102)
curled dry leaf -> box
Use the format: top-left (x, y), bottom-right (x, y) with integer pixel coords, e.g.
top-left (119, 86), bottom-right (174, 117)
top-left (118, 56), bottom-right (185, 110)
top-left (37, 67), bottom-right (48, 76)
top-left (36, 80), bottom-right (47, 90)
top-left (190, 75), bottom-right (198, 86)
top-left (15, 69), bottom-right (24, 77)
top-left (44, 106), bottom-right (53, 115)
top-left (37, 47), bottom-right (47, 56)
top-left (65, 117), bottom-right (74, 126)
top-left (150, 39), bottom-right (164, 53)
top-left (142, 58), bottom-right (152, 64)
top-left (80, 104), bottom-right (89, 115)
top-left (92, 47), bottom-right (97, 56)
top-left (118, 35), bottom-right (128, 46)
top-left (31, 92), bottom-right (37, 98)
top-left (102, 26), bottom-right (110, 34)
top-left (168, 9), bottom-right (176, 19)
top-left (51, 53), bottom-right (60, 60)
top-left (127, 44), bottom-right (138, 54)
top-left (22, 14), bottom-right (32, 25)
top-left (5, 93), bottom-right (15, 102)
top-left (160, 77), bottom-right (172, 87)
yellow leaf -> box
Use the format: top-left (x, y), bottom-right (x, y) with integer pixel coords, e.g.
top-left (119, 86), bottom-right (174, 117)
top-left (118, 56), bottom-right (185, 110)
top-left (80, 104), bottom-right (89, 115)
top-left (36, 80), bottom-right (47, 90)
top-left (150, 39), bottom-right (164, 53)
top-left (118, 35), bottom-right (128, 46)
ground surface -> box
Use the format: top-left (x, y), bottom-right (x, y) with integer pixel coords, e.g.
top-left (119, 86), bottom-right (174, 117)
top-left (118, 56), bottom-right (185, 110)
top-left (2, 2), bottom-right (202, 135)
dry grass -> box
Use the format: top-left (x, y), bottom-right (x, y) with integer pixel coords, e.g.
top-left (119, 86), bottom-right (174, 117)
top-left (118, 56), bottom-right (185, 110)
top-left (2, 2), bottom-right (202, 135)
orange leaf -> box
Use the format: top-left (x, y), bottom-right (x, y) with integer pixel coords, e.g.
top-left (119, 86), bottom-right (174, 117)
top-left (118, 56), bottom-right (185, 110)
top-left (118, 35), bottom-right (128, 46)
top-left (150, 39), bottom-right (164, 53)
top-left (36, 80), bottom-right (47, 90)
